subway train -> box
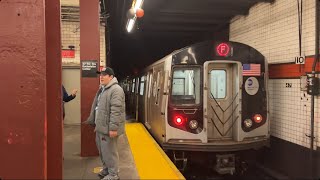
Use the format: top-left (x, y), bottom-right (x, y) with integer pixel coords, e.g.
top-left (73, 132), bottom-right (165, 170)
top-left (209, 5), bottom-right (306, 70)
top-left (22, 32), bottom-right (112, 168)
top-left (120, 41), bottom-right (269, 174)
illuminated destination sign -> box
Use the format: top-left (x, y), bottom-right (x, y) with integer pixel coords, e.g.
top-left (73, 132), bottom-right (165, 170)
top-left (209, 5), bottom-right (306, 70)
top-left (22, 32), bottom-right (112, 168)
top-left (215, 43), bottom-right (232, 57)
top-left (62, 49), bottom-right (75, 58)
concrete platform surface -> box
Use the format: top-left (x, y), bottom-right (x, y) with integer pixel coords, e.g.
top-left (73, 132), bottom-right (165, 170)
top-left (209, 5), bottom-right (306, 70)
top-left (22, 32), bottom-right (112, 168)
top-left (63, 125), bottom-right (139, 179)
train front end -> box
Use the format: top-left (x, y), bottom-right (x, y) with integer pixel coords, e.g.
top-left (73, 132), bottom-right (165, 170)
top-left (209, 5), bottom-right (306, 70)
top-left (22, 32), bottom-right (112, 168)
top-left (163, 41), bottom-right (269, 174)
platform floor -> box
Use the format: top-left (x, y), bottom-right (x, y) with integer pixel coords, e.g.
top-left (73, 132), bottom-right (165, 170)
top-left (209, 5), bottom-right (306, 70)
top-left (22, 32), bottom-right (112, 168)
top-left (63, 124), bottom-right (139, 179)
top-left (63, 122), bottom-right (184, 180)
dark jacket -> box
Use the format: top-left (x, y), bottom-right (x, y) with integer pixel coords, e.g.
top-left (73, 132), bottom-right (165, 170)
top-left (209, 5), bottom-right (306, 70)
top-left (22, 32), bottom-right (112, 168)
top-left (62, 85), bottom-right (76, 118)
top-left (62, 85), bottom-right (76, 102)
top-left (85, 77), bottom-right (126, 136)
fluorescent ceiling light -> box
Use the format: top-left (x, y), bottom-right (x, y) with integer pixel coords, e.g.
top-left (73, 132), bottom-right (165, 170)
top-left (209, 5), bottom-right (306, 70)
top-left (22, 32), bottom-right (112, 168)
top-left (127, 18), bottom-right (136, 33)
top-left (134, 0), bottom-right (144, 10)
top-left (126, 0), bottom-right (144, 33)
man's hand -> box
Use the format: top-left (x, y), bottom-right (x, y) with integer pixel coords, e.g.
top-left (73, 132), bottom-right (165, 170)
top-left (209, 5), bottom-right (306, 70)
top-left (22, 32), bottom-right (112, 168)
top-left (109, 130), bottom-right (118, 138)
top-left (82, 120), bottom-right (95, 127)
top-left (71, 89), bottom-right (78, 97)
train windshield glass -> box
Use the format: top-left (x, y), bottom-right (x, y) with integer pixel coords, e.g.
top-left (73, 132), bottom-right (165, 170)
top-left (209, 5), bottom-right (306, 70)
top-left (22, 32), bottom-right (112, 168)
top-left (171, 67), bottom-right (201, 105)
top-left (210, 70), bottom-right (226, 99)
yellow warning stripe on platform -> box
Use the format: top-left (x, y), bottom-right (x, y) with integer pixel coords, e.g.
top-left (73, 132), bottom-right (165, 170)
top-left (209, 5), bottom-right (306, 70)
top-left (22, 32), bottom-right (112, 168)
top-left (125, 123), bottom-right (185, 180)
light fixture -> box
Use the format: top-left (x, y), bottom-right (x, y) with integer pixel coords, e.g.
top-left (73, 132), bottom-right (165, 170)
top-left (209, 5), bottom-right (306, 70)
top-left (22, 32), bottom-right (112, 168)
top-left (126, 0), bottom-right (144, 33)
top-left (127, 18), bottom-right (136, 33)
top-left (189, 120), bottom-right (198, 130)
top-left (244, 119), bottom-right (253, 128)
top-left (174, 115), bottom-right (185, 126)
top-left (134, 0), bottom-right (144, 10)
top-left (253, 114), bottom-right (263, 123)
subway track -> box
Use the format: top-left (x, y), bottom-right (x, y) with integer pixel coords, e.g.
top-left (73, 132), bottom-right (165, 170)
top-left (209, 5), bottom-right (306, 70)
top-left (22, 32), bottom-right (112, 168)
top-left (163, 150), bottom-right (277, 180)
top-left (182, 160), bottom-right (276, 180)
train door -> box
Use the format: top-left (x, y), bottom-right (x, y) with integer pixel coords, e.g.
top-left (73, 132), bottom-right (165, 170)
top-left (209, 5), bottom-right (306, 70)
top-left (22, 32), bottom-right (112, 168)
top-left (137, 76), bottom-right (145, 123)
top-left (134, 77), bottom-right (139, 121)
top-left (145, 70), bottom-right (153, 129)
top-left (149, 64), bottom-right (164, 142)
top-left (204, 61), bottom-right (242, 141)
top-left (128, 79), bottom-right (135, 118)
top-left (125, 79), bottom-right (132, 116)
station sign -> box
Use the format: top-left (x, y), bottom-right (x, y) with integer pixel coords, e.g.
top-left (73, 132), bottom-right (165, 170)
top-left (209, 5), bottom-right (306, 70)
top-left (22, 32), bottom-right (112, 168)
top-left (81, 60), bottom-right (98, 77)
top-left (295, 56), bottom-right (305, 64)
top-left (62, 49), bottom-right (75, 58)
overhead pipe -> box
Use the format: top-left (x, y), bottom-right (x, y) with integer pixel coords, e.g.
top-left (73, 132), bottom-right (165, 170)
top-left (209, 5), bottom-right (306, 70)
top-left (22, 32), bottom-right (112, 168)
top-left (104, 0), bottom-right (111, 67)
top-left (309, 0), bottom-right (318, 178)
top-left (310, 0), bottom-right (319, 151)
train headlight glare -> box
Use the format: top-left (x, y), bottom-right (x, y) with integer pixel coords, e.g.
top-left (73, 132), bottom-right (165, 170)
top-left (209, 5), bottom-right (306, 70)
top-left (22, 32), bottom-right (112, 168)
top-left (253, 114), bottom-right (263, 123)
top-left (244, 119), bottom-right (253, 128)
top-left (189, 120), bottom-right (198, 130)
top-left (174, 116), bottom-right (184, 126)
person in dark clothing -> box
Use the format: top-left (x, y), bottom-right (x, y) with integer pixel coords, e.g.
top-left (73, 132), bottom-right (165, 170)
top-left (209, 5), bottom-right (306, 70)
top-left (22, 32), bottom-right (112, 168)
top-left (62, 85), bottom-right (78, 119)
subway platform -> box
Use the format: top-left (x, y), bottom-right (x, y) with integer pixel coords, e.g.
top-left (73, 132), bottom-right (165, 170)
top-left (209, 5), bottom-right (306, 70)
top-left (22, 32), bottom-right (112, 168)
top-left (63, 122), bottom-right (184, 180)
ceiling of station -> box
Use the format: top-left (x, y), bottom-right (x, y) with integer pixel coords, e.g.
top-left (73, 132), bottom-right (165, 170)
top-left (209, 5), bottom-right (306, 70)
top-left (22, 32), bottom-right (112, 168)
top-left (60, 0), bottom-right (106, 22)
top-left (60, 0), bottom-right (79, 22)
top-left (60, 0), bottom-right (79, 6)
top-left (103, 0), bottom-right (274, 78)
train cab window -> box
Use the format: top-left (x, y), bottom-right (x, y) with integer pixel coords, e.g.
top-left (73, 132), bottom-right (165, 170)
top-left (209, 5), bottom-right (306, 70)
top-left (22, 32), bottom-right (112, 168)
top-left (171, 68), bottom-right (200, 105)
top-left (139, 76), bottom-right (145, 95)
top-left (210, 70), bottom-right (226, 99)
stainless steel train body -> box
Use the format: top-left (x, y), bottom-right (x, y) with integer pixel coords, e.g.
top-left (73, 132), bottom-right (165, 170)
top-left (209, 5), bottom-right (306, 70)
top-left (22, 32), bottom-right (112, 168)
top-left (121, 41), bottom-right (269, 173)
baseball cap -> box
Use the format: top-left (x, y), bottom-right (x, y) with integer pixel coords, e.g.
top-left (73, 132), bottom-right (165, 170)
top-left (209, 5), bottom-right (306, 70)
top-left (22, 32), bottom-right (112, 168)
top-left (96, 67), bottom-right (115, 76)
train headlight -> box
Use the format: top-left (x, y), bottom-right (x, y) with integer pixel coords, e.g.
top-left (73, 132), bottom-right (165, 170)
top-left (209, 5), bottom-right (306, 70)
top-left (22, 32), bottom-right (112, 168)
top-left (253, 114), bottom-right (263, 123)
top-left (244, 119), bottom-right (253, 128)
top-left (189, 120), bottom-right (198, 130)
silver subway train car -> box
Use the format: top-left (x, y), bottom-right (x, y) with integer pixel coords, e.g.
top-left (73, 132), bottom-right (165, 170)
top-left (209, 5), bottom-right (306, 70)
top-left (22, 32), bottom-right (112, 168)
top-left (121, 41), bottom-right (269, 174)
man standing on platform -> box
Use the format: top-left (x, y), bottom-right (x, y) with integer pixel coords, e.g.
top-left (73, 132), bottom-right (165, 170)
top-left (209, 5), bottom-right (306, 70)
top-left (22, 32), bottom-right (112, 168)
top-left (84, 67), bottom-right (125, 180)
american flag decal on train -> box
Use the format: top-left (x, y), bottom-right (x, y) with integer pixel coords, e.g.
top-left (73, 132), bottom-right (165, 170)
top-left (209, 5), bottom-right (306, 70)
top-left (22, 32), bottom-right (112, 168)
top-left (242, 64), bottom-right (261, 76)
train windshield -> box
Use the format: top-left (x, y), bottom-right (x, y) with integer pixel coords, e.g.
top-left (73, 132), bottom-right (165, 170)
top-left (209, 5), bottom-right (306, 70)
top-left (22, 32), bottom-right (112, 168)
top-left (171, 67), bottom-right (201, 105)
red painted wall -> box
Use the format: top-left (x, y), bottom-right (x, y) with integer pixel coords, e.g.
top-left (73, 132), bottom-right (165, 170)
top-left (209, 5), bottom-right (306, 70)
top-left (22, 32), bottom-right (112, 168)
top-left (269, 57), bottom-right (320, 78)
top-left (0, 0), bottom-right (47, 179)
top-left (45, 0), bottom-right (63, 179)
top-left (80, 0), bottom-right (100, 156)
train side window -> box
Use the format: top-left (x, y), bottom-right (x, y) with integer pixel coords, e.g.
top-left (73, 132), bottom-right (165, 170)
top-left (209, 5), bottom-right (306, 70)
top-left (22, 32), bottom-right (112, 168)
top-left (135, 78), bottom-right (139, 94)
top-left (126, 80), bottom-right (130, 92)
top-left (155, 71), bottom-right (161, 105)
top-left (132, 79), bottom-right (135, 93)
top-left (140, 76), bottom-right (145, 95)
top-left (210, 70), bottom-right (226, 99)
top-left (147, 73), bottom-right (153, 98)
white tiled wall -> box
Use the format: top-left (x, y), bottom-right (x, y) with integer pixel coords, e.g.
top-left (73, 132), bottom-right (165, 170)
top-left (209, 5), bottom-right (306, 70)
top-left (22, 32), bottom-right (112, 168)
top-left (269, 79), bottom-right (320, 148)
top-left (230, 0), bottom-right (320, 149)
top-left (61, 21), bottom-right (106, 66)
top-left (230, 0), bottom-right (315, 63)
